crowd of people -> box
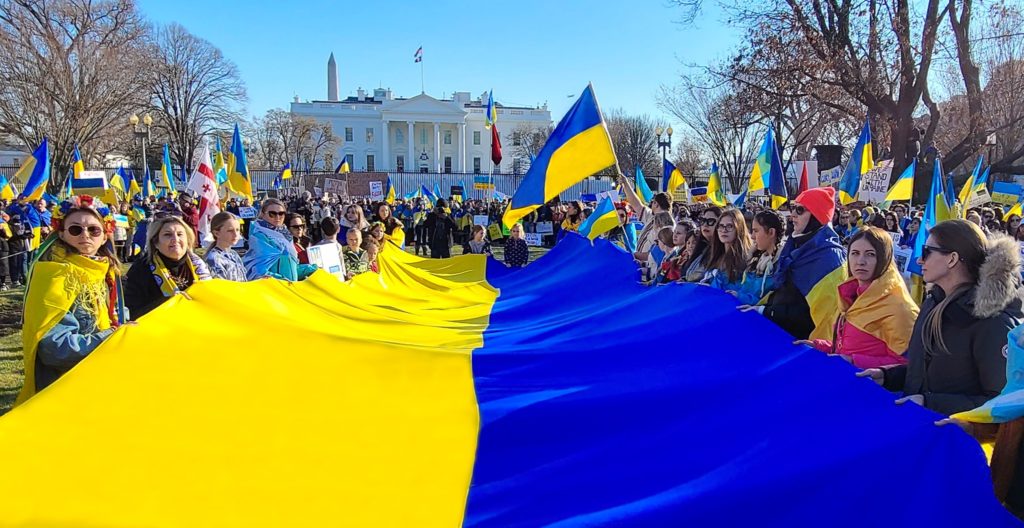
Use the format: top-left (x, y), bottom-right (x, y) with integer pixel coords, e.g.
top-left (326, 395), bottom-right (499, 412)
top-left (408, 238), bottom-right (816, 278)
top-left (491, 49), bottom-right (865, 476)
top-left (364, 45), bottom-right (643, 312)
top-left (9, 174), bottom-right (1024, 515)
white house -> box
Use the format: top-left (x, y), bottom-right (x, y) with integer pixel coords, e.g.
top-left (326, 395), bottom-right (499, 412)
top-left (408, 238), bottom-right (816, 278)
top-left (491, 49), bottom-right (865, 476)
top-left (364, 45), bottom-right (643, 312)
top-left (289, 53), bottom-right (552, 175)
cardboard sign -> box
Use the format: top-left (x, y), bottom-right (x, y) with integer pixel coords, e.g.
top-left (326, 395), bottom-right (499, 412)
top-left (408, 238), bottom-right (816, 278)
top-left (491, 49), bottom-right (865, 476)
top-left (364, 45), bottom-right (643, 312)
top-left (858, 160), bottom-right (894, 204)
top-left (487, 224), bottom-right (504, 240)
top-left (113, 213), bottom-right (129, 228)
top-left (525, 233), bottom-right (543, 246)
top-left (473, 215), bottom-right (490, 227)
top-left (307, 244), bottom-right (346, 280)
top-left (818, 166), bottom-right (843, 186)
top-left (887, 231), bottom-right (902, 246)
top-left (323, 178), bottom-right (346, 196)
top-left (238, 206), bottom-right (257, 219)
top-left (967, 187), bottom-right (992, 209)
top-left (369, 181), bottom-right (384, 201)
top-left (450, 186), bottom-right (464, 198)
top-left (535, 221), bottom-right (553, 234)
top-left (474, 175), bottom-right (494, 190)
top-left (992, 182), bottom-right (1021, 206)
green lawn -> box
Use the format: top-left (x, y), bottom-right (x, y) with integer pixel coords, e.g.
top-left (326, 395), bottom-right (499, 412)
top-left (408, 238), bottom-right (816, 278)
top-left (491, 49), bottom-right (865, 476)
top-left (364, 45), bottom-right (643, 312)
top-left (0, 243), bottom-right (549, 416)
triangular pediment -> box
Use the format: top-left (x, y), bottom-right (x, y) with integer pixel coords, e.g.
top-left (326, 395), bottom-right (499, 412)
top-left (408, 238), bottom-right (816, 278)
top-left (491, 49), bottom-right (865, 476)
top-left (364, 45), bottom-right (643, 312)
top-left (381, 93), bottom-right (466, 119)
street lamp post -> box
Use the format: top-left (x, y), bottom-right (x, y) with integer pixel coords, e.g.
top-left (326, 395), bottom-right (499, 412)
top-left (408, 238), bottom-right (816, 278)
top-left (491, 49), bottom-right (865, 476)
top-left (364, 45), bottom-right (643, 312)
top-left (655, 125), bottom-right (673, 191)
top-left (129, 113), bottom-right (152, 196)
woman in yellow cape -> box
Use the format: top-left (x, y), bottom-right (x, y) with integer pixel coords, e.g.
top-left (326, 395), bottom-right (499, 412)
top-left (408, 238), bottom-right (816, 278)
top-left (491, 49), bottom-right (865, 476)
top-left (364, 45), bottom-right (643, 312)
top-left (15, 195), bottom-right (124, 406)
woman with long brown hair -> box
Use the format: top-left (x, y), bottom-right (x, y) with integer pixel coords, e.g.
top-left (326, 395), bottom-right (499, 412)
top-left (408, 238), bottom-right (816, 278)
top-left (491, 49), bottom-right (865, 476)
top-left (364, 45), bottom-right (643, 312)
top-left (704, 208), bottom-right (753, 293)
top-left (859, 219), bottom-right (1024, 415)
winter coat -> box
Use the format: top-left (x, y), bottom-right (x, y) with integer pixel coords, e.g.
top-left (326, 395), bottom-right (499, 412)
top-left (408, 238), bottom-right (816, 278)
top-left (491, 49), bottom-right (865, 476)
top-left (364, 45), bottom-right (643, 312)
top-left (811, 265), bottom-right (919, 369)
top-left (883, 235), bottom-right (1024, 416)
top-left (731, 251), bottom-right (780, 306)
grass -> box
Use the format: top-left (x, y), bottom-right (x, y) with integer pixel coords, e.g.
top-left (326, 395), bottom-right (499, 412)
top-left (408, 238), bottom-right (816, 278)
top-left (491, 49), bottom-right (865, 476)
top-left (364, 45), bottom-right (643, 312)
top-left (0, 242), bottom-right (549, 416)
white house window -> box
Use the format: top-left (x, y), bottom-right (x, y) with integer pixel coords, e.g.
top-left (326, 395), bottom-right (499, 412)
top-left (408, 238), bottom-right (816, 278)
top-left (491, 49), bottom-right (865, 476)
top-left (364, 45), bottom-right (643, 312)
top-left (444, 130), bottom-right (452, 145)
top-left (473, 157), bottom-right (481, 174)
top-left (420, 128), bottom-right (427, 146)
top-left (513, 158), bottom-right (522, 174)
top-left (345, 127), bottom-right (353, 142)
top-left (513, 133), bottom-right (521, 146)
top-left (444, 156), bottom-right (452, 173)
top-left (345, 154), bottom-right (354, 168)
top-left (473, 131), bottom-right (481, 145)
top-left (396, 155), bottom-right (405, 172)
top-left (366, 154), bottom-right (375, 172)
top-left (396, 129), bottom-right (403, 143)
top-left (366, 128), bottom-right (374, 143)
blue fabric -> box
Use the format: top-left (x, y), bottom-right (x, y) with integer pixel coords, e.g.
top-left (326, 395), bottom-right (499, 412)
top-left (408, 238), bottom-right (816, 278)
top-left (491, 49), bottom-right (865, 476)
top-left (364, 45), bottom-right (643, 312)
top-left (773, 225), bottom-right (846, 297)
top-left (244, 219), bottom-right (299, 281)
top-left (466, 233), bottom-right (1014, 527)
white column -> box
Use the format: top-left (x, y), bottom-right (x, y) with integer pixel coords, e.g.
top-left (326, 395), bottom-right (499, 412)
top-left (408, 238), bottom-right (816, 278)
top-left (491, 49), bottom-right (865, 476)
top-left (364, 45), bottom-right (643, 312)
top-left (458, 123), bottom-right (466, 173)
top-left (380, 120), bottom-right (389, 171)
top-left (407, 121), bottom-right (414, 171)
top-left (433, 122), bottom-right (441, 173)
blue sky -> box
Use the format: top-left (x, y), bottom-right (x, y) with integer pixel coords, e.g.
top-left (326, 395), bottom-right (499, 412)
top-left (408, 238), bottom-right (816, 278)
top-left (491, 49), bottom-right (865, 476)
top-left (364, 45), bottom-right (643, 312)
top-left (138, 0), bottom-right (741, 128)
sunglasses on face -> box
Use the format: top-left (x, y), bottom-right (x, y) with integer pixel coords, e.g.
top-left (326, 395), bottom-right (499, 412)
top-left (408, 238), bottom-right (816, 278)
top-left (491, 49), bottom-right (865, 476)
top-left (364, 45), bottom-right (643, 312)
top-left (921, 245), bottom-right (955, 260)
top-left (66, 224), bottom-right (103, 238)
top-left (701, 217), bottom-right (718, 226)
top-left (289, 224), bottom-right (306, 229)
top-left (791, 205), bottom-right (807, 216)
top-left (266, 210), bottom-right (286, 218)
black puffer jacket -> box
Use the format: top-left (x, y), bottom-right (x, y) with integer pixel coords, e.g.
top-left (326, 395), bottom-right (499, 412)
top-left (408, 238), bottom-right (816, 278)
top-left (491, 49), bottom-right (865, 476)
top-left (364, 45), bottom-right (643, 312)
top-left (883, 235), bottom-right (1024, 415)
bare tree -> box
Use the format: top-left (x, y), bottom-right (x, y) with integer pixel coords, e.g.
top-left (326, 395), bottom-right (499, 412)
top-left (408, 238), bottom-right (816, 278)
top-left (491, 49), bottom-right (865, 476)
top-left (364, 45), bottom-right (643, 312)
top-left (605, 109), bottom-right (661, 186)
top-left (509, 123), bottom-right (551, 172)
top-left (244, 109), bottom-right (339, 170)
top-left (659, 82), bottom-right (759, 193)
top-left (149, 23), bottom-right (246, 170)
top-left (672, 136), bottom-right (705, 183)
top-left (0, 0), bottom-right (151, 190)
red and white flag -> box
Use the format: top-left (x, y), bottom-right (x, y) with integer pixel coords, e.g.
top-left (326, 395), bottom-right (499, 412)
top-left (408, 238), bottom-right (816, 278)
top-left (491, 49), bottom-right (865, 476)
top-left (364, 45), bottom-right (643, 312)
top-left (186, 142), bottom-right (220, 242)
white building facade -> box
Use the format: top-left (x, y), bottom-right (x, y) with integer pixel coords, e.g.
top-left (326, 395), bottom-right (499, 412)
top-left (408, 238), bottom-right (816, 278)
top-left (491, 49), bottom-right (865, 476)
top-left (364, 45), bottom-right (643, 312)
top-left (290, 55), bottom-right (552, 175)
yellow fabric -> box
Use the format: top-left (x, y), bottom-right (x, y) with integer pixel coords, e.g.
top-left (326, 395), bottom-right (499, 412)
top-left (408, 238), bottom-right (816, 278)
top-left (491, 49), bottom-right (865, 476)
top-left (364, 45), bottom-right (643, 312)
top-left (0, 250), bottom-right (496, 527)
top-left (16, 249), bottom-right (113, 405)
top-left (835, 265), bottom-right (919, 354)
top-left (542, 124), bottom-right (616, 206)
top-left (807, 265), bottom-right (849, 341)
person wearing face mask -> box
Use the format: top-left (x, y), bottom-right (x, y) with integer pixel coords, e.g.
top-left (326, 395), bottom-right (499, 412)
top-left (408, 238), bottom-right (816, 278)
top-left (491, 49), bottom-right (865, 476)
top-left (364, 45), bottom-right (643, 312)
top-left (16, 196), bottom-right (125, 404)
top-left (797, 227), bottom-right (919, 368)
top-left (124, 213), bottom-right (211, 319)
top-left (858, 220), bottom-right (1024, 416)
top-left (754, 187), bottom-right (847, 340)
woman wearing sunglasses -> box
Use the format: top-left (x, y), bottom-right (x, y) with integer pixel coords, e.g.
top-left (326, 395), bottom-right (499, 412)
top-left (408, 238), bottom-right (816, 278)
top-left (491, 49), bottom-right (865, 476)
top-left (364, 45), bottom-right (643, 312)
top-left (124, 214), bottom-right (211, 319)
top-left (680, 206), bottom-right (721, 283)
top-left (243, 198), bottom-right (316, 281)
top-left (858, 219), bottom-right (1024, 416)
top-left (16, 196), bottom-right (125, 404)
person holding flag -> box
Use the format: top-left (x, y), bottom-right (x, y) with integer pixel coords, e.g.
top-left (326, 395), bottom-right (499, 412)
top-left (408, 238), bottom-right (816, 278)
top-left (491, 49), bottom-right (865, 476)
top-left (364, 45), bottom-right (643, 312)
top-left (619, 173), bottom-right (673, 262)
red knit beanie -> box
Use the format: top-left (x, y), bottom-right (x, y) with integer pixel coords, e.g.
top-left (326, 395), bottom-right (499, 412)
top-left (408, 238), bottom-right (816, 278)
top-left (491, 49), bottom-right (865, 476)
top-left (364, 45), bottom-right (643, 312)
top-left (794, 187), bottom-right (836, 225)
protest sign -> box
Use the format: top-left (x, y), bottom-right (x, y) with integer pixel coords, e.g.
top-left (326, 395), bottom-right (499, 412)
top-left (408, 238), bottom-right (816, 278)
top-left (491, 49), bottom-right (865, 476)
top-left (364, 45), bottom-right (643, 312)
top-left (473, 215), bottom-right (490, 227)
top-left (369, 181), bottom-right (384, 201)
top-left (488, 224), bottom-right (504, 240)
top-left (536, 222), bottom-right (554, 234)
top-left (893, 246), bottom-right (913, 277)
top-left (307, 245), bottom-right (345, 280)
top-left (525, 233), bottom-right (543, 246)
top-left (818, 166), bottom-right (843, 186)
top-left (323, 178), bottom-right (347, 196)
top-left (858, 160), bottom-right (893, 204)
top-left (238, 206), bottom-right (257, 219)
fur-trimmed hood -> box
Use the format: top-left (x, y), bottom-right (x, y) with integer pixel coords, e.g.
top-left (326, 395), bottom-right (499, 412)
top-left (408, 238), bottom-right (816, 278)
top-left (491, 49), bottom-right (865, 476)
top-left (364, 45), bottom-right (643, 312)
top-left (970, 234), bottom-right (1024, 319)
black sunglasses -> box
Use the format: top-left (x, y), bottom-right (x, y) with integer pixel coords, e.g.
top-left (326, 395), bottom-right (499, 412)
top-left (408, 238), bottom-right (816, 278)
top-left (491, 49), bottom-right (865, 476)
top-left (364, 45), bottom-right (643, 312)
top-left (66, 224), bottom-right (104, 238)
top-left (701, 217), bottom-right (718, 226)
top-left (289, 223), bottom-right (306, 229)
top-left (921, 245), bottom-right (955, 260)
top-left (791, 205), bottom-right (807, 216)
top-left (265, 210), bottom-right (286, 218)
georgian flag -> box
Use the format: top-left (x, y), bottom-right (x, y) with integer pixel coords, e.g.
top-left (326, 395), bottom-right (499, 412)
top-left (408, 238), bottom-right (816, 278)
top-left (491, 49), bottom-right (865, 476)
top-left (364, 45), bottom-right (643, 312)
top-left (186, 142), bottom-right (220, 242)
top-left (413, 46), bottom-right (423, 63)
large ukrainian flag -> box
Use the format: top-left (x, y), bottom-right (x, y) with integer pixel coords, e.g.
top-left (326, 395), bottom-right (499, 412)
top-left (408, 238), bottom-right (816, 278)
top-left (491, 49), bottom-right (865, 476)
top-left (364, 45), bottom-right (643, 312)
top-left (0, 235), bottom-right (1013, 526)
top-left (503, 84), bottom-right (615, 227)
top-left (14, 137), bottom-right (50, 201)
top-left (746, 127), bottom-right (787, 209)
top-left (838, 121), bottom-right (874, 205)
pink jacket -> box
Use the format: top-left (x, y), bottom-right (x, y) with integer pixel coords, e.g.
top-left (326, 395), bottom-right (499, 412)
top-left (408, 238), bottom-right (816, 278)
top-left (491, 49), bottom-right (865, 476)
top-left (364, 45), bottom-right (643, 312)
top-left (811, 278), bottom-right (913, 369)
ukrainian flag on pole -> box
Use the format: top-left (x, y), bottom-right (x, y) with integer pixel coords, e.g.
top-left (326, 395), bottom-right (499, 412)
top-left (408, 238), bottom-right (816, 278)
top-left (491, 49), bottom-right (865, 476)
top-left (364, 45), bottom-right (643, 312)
top-left (663, 159), bottom-right (685, 193)
top-left (707, 162), bottom-right (728, 206)
top-left (578, 196), bottom-right (618, 241)
top-left (838, 121), bottom-right (874, 205)
top-left (957, 157), bottom-right (983, 216)
top-left (747, 127), bottom-right (788, 209)
top-left (15, 138), bottom-right (51, 201)
top-left (503, 83), bottom-right (616, 228)
top-left (485, 90), bottom-right (497, 129)
top-left (635, 166), bottom-right (654, 205)
top-left (227, 124), bottom-right (254, 201)
top-left (883, 160), bottom-right (915, 203)
top-left (385, 174), bottom-right (396, 204)
top-left (71, 144), bottom-right (85, 180)
top-left (160, 144), bottom-right (175, 191)
top-left (213, 137), bottom-right (230, 186)
top-left (0, 174), bottom-right (15, 201)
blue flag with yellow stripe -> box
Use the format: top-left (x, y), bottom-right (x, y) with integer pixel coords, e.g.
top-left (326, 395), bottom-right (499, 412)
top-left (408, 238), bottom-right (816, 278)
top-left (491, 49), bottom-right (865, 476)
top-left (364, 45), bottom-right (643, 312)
top-left (838, 121), bottom-right (874, 205)
top-left (503, 84), bottom-right (615, 227)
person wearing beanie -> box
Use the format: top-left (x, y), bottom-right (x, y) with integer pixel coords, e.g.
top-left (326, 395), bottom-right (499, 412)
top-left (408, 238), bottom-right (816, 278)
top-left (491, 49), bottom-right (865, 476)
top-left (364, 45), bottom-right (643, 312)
top-left (747, 187), bottom-right (848, 340)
